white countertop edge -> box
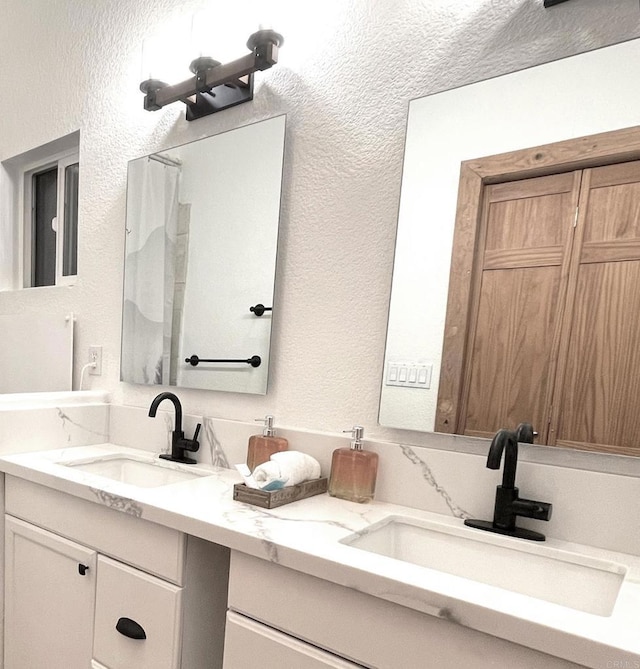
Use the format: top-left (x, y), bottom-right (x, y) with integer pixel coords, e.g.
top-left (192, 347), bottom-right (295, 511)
top-left (0, 443), bottom-right (638, 669)
top-left (0, 390), bottom-right (110, 409)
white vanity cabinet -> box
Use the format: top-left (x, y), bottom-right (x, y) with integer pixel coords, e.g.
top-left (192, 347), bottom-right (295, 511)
top-left (5, 517), bottom-right (96, 668)
top-left (3, 476), bottom-right (230, 669)
top-left (224, 551), bottom-right (588, 669)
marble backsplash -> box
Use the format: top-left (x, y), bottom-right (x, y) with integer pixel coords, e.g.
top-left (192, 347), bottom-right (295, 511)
top-left (0, 391), bottom-right (110, 455)
top-left (0, 393), bottom-right (636, 557)
top-left (109, 404), bottom-right (640, 557)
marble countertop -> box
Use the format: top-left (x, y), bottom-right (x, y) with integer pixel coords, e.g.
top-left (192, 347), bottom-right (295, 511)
top-left (0, 443), bottom-right (638, 669)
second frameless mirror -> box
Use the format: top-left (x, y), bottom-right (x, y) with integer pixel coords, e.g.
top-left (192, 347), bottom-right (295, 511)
top-left (121, 115), bottom-right (286, 394)
top-left (380, 39), bottom-right (640, 439)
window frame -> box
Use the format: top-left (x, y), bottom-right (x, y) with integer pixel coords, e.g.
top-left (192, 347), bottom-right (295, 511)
top-left (20, 147), bottom-right (79, 288)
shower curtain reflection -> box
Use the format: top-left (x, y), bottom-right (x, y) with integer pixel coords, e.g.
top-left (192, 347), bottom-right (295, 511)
top-left (121, 156), bottom-right (181, 384)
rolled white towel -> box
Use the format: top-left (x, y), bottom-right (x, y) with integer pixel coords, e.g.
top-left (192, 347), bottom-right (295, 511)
top-left (252, 451), bottom-right (321, 489)
top-left (251, 461), bottom-right (285, 489)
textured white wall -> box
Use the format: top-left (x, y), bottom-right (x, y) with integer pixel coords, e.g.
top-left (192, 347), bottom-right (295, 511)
top-left (0, 0), bottom-right (638, 442)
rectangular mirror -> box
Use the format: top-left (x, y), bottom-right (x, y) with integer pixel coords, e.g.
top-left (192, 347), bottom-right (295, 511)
top-left (380, 39), bottom-right (640, 454)
top-left (121, 115), bottom-right (286, 394)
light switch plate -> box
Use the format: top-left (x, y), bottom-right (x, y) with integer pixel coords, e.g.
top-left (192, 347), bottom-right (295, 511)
top-left (386, 361), bottom-right (432, 389)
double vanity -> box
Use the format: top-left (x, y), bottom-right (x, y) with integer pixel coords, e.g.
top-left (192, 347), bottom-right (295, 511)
top-left (0, 441), bottom-right (638, 669)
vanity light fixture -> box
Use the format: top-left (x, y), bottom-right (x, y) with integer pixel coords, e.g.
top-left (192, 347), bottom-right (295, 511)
top-left (139, 28), bottom-right (283, 121)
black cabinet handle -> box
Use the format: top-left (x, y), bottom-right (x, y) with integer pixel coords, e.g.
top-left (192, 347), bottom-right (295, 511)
top-left (78, 564), bottom-right (89, 576)
top-left (116, 617), bottom-right (147, 640)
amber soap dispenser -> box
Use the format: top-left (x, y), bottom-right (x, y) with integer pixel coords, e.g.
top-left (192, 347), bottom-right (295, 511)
top-left (246, 415), bottom-right (288, 472)
top-left (328, 426), bottom-right (378, 503)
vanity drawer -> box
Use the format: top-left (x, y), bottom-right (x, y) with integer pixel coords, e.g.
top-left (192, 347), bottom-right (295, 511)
top-left (93, 555), bottom-right (183, 669)
top-left (228, 552), bottom-right (586, 669)
top-left (5, 476), bottom-right (185, 584)
top-left (224, 611), bottom-right (362, 668)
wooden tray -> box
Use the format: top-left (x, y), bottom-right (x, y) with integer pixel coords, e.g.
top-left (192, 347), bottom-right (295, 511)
top-left (233, 478), bottom-right (328, 509)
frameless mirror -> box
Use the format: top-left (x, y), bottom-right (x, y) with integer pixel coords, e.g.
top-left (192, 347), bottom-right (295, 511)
top-left (380, 39), bottom-right (640, 440)
top-left (121, 115), bottom-right (286, 394)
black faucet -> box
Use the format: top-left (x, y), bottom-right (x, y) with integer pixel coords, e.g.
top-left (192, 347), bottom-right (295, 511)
top-left (148, 392), bottom-right (201, 464)
top-left (465, 423), bottom-right (552, 541)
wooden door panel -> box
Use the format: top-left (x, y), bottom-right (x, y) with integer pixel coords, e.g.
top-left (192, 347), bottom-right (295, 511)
top-left (459, 171), bottom-right (580, 438)
top-left (485, 179), bottom-right (576, 253)
top-left (483, 246), bottom-right (564, 270)
top-left (582, 164), bottom-right (640, 246)
top-left (487, 171), bottom-right (576, 203)
top-left (555, 262), bottom-right (640, 455)
top-left (582, 184), bottom-right (640, 245)
top-left (436, 166), bottom-right (580, 435)
top-left (580, 239), bottom-right (640, 264)
top-left (464, 267), bottom-right (561, 437)
top-left (588, 159), bottom-right (640, 189)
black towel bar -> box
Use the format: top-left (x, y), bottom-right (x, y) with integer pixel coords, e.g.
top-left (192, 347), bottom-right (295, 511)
top-left (185, 355), bottom-right (262, 368)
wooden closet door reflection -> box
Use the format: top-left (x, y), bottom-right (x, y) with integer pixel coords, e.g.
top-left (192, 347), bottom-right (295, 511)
top-left (553, 161), bottom-right (640, 455)
top-left (460, 172), bottom-right (581, 440)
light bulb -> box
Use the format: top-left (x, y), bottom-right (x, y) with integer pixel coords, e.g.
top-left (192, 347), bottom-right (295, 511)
top-left (141, 14), bottom-right (193, 83)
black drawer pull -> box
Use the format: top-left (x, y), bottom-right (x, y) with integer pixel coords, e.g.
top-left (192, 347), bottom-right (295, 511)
top-left (116, 617), bottom-right (147, 640)
top-left (78, 563), bottom-right (89, 576)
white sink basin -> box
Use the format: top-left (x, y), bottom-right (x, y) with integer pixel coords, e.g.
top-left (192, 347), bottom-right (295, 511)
top-left (63, 454), bottom-right (213, 488)
top-left (341, 515), bottom-right (626, 616)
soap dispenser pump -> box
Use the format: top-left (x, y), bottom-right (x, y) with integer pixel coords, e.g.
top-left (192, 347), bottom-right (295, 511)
top-left (328, 425), bottom-right (378, 503)
top-left (246, 415), bottom-right (288, 472)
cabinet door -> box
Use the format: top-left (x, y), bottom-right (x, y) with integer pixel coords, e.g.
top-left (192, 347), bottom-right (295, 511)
top-left (93, 555), bottom-right (182, 669)
top-left (4, 515), bottom-right (97, 669)
top-left (223, 611), bottom-right (364, 669)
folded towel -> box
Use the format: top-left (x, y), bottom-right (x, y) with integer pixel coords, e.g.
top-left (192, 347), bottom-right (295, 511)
top-left (252, 451), bottom-right (321, 490)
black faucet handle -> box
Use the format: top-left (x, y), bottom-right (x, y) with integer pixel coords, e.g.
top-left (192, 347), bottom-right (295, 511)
top-left (512, 498), bottom-right (552, 521)
top-left (180, 423), bottom-right (201, 453)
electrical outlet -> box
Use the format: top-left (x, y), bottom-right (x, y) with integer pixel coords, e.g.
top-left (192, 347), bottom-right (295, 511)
top-left (89, 346), bottom-right (102, 376)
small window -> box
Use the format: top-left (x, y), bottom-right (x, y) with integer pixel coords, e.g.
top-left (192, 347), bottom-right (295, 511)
top-left (0, 132), bottom-right (80, 291)
top-left (24, 150), bottom-right (79, 287)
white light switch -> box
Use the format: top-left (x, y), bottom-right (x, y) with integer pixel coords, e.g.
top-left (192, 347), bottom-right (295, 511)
top-left (385, 361), bottom-right (433, 389)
